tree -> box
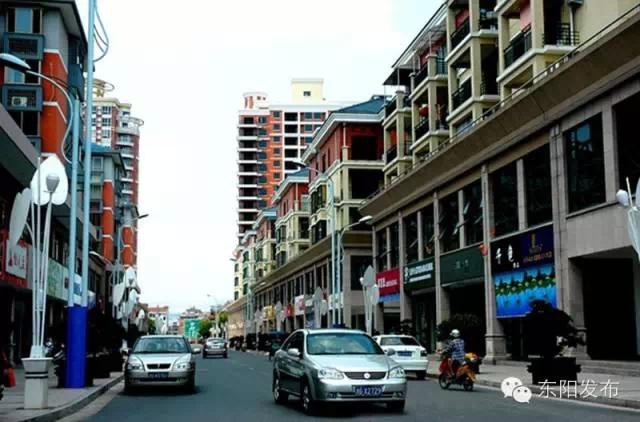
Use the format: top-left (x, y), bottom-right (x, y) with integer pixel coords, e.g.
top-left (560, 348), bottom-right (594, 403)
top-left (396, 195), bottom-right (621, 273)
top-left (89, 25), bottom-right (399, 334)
top-left (147, 318), bottom-right (156, 335)
top-left (218, 311), bottom-right (229, 326)
top-left (199, 319), bottom-right (213, 338)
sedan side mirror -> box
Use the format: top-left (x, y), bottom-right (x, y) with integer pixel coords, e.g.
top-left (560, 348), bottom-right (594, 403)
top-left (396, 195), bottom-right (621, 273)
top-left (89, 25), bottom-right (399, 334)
top-left (287, 348), bottom-right (301, 358)
top-left (386, 348), bottom-right (396, 356)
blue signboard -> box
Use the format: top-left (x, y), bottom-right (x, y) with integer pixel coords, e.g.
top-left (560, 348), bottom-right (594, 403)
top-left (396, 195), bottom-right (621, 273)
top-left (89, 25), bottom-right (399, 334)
top-left (491, 225), bottom-right (556, 318)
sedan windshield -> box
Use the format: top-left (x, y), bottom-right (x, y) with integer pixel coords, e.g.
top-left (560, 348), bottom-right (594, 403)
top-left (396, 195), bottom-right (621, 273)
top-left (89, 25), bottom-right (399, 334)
top-left (133, 337), bottom-right (189, 354)
top-left (306, 333), bottom-right (384, 355)
top-left (380, 336), bottom-right (420, 346)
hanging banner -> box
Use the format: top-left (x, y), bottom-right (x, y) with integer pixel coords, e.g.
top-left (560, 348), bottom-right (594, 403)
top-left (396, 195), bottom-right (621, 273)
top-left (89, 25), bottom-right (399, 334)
top-left (492, 225), bottom-right (556, 318)
top-left (376, 268), bottom-right (400, 302)
top-left (294, 295), bottom-right (305, 316)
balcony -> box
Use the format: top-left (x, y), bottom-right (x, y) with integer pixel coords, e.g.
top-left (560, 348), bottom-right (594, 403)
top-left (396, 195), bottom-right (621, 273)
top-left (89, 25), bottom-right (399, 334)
top-left (385, 145), bottom-right (398, 162)
top-left (504, 25), bottom-right (532, 69)
top-left (415, 118), bottom-right (430, 141)
top-left (543, 23), bottom-right (579, 47)
top-left (479, 10), bottom-right (498, 30)
top-left (436, 58), bottom-right (447, 75)
top-left (2, 32), bottom-right (44, 60)
top-left (414, 65), bottom-right (430, 87)
top-left (385, 99), bottom-right (397, 116)
top-left (480, 75), bottom-right (498, 96)
top-left (450, 16), bottom-right (470, 50)
top-left (452, 78), bottom-right (472, 110)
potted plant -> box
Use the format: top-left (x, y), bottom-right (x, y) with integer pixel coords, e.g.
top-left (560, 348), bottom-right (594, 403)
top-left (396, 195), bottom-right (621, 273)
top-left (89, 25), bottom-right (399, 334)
top-left (523, 300), bottom-right (584, 384)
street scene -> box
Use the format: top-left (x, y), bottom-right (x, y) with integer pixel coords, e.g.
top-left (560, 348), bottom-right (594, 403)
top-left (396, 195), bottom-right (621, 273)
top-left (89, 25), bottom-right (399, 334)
top-left (2, 0), bottom-right (640, 421)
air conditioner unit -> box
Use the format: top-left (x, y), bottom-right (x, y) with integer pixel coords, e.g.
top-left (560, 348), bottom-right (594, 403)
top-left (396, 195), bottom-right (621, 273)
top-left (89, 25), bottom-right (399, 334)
top-left (11, 96), bottom-right (28, 107)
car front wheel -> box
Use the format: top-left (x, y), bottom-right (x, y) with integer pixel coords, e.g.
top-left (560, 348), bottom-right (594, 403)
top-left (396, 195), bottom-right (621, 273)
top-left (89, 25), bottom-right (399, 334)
top-left (272, 374), bottom-right (288, 404)
top-left (301, 381), bottom-right (316, 415)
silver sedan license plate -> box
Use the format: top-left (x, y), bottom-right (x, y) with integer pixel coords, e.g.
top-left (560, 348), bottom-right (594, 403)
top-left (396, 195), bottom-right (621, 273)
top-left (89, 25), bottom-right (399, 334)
top-left (353, 385), bottom-right (383, 397)
top-left (149, 372), bottom-right (169, 379)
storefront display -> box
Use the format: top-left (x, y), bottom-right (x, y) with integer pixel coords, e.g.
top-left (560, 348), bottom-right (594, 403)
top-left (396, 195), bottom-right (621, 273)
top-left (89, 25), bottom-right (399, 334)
top-left (491, 225), bottom-right (556, 318)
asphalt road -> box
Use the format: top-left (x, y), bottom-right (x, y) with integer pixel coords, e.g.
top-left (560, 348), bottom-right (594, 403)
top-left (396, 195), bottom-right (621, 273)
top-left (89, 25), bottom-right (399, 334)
top-left (76, 350), bottom-right (640, 422)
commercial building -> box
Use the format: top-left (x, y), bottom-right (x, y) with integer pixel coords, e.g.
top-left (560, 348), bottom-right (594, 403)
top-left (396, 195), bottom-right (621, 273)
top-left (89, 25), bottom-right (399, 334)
top-left (361, 0), bottom-right (640, 360)
top-left (246, 96), bottom-right (385, 333)
top-left (91, 79), bottom-right (144, 270)
top-left (235, 79), bottom-right (349, 242)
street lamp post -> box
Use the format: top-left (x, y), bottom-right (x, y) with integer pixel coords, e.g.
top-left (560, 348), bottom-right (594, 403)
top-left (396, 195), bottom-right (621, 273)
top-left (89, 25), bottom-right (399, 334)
top-left (292, 160), bottom-right (337, 326)
top-left (336, 215), bottom-right (372, 325)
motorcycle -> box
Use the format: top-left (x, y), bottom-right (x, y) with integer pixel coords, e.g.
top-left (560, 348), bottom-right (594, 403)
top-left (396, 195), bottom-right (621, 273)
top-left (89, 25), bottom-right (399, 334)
top-left (438, 354), bottom-right (478, 391)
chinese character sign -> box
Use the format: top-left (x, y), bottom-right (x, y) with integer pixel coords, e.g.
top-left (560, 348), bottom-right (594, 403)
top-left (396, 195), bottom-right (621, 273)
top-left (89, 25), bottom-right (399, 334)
top-left (492, 225), bottom-right (557, 318)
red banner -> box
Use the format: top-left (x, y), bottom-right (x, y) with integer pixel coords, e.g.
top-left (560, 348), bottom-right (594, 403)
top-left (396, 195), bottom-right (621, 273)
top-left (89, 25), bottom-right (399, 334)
top-left (376, 268), bottom-right (400, 297)
top-left (285, 304), bottom-right (294, 317)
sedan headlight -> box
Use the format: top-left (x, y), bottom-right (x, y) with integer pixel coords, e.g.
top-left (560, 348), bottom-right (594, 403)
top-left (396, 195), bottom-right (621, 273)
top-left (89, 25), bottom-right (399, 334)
top-left (389, 366), bottom-right (406, 379)
top-left (318, 368), bottom-right (344, 380)
top-left (126, 357), bottom-right (143, 371)
top-left (174, 356), bottom-right (194, 371)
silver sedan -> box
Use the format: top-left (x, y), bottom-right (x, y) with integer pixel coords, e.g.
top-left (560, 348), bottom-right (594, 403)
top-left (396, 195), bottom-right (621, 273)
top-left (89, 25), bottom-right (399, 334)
top-left (124, 335), bottom-right (198, 394)
top-left (272, 329), bottom-right (407, 415)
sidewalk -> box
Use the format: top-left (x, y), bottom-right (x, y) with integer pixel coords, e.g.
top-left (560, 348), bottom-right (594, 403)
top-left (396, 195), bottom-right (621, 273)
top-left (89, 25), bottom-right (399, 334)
top-left (0, 368), bottom-right (123, 422)
top-left (425, 356), bottom-right (640, 410)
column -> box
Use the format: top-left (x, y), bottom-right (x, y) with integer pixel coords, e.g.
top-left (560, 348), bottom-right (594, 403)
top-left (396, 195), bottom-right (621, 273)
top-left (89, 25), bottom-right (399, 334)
top-left (417, 210), bottom-right (424, 261)
top-left (468, 0), bottom-right (481, 33)
top-left (517, 158), bottom-right (527, 230)
top-left (482, 164), bottom-right (507, 362)
top-left (342, 251), bottom-right (352, 328)
top-left (530, 0), bottom-right (545, 50)
top-left (602, 102), bottom-right (618, 202)
top-left (458, 190), bottom-right (466, 246)
top-left (398, 212), bottom-right (412, 321)
top-left (433, 192), bottom-right (450, 348)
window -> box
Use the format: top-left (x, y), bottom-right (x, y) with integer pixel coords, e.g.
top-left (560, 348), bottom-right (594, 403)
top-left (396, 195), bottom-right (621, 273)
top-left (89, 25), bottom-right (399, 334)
top-left (350, 256), bottom-right (372, 291)
top-left (274, 148), bottom-right (281, 156)
top-left (313, 112), bottom-right (324, 120)
top-left (101, 106), bottom-right (112, 114)
top-left (8, 111), bottom-right (39, 136)
top-left (492, 163), bottom-right (518, 237)
top-left (7, 7), bottom-right (42, 33)
top-left (305, 137), bottom-right (313, 144)
top-left (102, 117), bottom-right (112, 127)
top-left (258, 152), bottom-right (267, 159)
top-left (299, 217), bottom-right (309, 239)
top-left (6, 59), bottom-right (39, 84)
top-left (376, 229), bottom-right (388, 271)
top-left (272, 111), bottom-right (281, 119)
top-left (273, 173), bottom-right (280, 180)
top-left (422, 204), bottom-right (435, 257)
top-left (565, 115), bottom-right (605, 213)
top-left (284, 112), bottom-right (297, 122)
top-left (463, 181), bottom-right (483, 245)
top-left (258, 116), bottom-right (267, 124)
top-left (440, 193), bottom-right (460, 253)
top-left (404, 213), bottom-right (419, 264)
top-left (273, 124), bottom-right (281, 132)
top-left (274, 161), bottom-right (281, 168)
top-left (304, 124), bottom-right (313, 132)
top-left (616, 95), bottom-right (640, 191)
top-left (92, 157), bottom-right (104, 171)
top-left (273, 136), bottom-right (281, 143)
top-left (285, 125), bottom-right (297, 134)
top-left (303, 91), bottom-right (311, 97)
top-left (303, 112), bottom-right (312, 120)
top-left (524, 145), bottom-right (552, 226)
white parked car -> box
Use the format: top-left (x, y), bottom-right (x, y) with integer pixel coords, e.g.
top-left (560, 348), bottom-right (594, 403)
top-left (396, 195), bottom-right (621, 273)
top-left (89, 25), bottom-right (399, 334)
top-left (373, 335), bottom-right (428, 380)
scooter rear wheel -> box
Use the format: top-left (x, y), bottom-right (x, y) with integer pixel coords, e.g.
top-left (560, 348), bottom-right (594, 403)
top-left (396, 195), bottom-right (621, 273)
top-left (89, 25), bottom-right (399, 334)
top-left (463, 377), bottom-right (474, 391)
top-left (438, 373), bottom-right (451, 389)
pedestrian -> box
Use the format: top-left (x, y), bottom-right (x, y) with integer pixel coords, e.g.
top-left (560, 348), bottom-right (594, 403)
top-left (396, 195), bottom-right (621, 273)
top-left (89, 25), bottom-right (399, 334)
top-left (1, 344), bottom-right (16, 389)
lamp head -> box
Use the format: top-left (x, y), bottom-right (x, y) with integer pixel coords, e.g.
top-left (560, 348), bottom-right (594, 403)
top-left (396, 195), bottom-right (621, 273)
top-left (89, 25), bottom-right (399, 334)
top-left (45, 174), bottom-right (60, 193)
top-left (617, 189), bottom-right (631, 207)
top-left (0, 53), bottom-right (31, 73)
top-left (358, 215), bottom-right (373, 225)
top-left (291, 159), bottom-right (307, 169)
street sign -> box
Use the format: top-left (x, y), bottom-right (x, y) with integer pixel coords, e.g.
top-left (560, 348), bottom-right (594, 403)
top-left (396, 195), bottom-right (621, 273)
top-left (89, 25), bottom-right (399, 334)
top-left (184, 319), bottom-right (199, 339)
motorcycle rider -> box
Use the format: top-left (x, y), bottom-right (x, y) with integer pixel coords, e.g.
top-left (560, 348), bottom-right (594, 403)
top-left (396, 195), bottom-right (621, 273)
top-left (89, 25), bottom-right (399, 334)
top-left (443, 329), bottom-right (465, 376)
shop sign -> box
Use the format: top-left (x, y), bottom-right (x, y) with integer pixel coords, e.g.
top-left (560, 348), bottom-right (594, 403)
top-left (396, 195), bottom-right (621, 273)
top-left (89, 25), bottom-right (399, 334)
top-left (404, 257), bottom-right (435, 291)
top-left (285, 304), bottom-right (294, 317)
top-left (491, 225), bottom-right (556, 318)
top-left (440, 247), bottom-right (484, 287)
top-left (4, 239), bottom-right (27, 280)
top-left (294, 295), bottom-right (305, 316)
top-left (47, 258), bottom-right (65, 300)
top-left (376, 268), bottom-right (400, 303)
top-left (263, 305), bottom-right (275, 320)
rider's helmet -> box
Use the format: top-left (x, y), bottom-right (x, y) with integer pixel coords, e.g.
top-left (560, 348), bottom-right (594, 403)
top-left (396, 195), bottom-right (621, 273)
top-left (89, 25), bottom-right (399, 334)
top-left (450, 329), bottom-right (461, 338)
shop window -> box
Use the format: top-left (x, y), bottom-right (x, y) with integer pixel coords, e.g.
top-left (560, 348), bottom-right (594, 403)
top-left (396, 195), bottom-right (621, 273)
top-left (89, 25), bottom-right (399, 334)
top-left (439, 193), bottom-right (460, 253)
top-left (351, 256), bottom-right (372, 291)
top-left (422, 204), bottom-right (435, 257)
top-left (404, 213), bottom-right (419, 264)
top-left (389, 223), bottom-right (399, 268)
top-left (463, 181), bottom-right (483, 245)
top-left (376, 229), bottom-right (388, 271)
top-left (524, 145), bottom-right (552, 226)
top-left (7, 7), bottom-right (42, 33)
top-left (615, 94), bottom-right (640, 191)
top-left (565, 116), bottom-right (606, 212)
top-left (492, 163), bottom-right (518, 237)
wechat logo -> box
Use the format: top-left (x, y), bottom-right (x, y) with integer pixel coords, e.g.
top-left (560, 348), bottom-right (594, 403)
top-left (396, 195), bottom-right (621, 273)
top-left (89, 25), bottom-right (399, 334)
top-left (501, 377), bottom-right (532, 404)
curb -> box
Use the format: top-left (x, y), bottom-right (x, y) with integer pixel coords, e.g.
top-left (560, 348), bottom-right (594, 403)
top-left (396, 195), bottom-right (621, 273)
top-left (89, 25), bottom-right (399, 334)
top-left (19, 374), bottom-right (124, 422)
top-left (425, 373), bottom-right (640, 411)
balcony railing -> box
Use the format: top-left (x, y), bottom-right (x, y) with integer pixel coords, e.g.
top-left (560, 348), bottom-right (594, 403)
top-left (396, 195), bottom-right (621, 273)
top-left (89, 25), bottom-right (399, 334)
top-left (504, 25), bottom-right (532, 68)
top-left (451, 16), bottom-right (471, 50)
top-left (543, 23), bottom-right (580, 46)
top-left (480, 75), bottom-right (498, 96)
top-left (402, 96), bottom-right (411, 109)
top-left (386, 144), bottom-right (398, 162)
top-left (385, 98), bottom-right (397, 116)
top-left (414, 64), bottom-right (429, 87)
top-left (415, 118), bottom-right (430, 140)
top-left (2, 32), bottom-right (44, 60)
top-left (452, 78), bottom-right (472, 110)
top-left (436, 58), bottom-right (447, 75)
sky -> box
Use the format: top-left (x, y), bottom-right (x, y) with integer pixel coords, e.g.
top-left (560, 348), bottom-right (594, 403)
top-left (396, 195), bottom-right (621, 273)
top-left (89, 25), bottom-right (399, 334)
top-left (79, 0), bottom-right (441, 313)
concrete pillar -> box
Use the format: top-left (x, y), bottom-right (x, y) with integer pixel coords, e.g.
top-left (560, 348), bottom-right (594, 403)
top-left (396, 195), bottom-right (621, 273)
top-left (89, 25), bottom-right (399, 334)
top-left (446, 4), bottom-right (455, 56)
top-left (632, 259), bottom-right (640, 355)
top-left (516, 158), bottom-right (527, 230)
top-left (458, 189), bottom-right (466, 247)
top-left (433, 192), bottom-right (450, 334)
top-left (398, 212), bottom-right (412, 321)
top-left (343, 251), bottom-right (352, 328)
top-left (397, 95), bottom-right (406, 157)
top-left (498, 14), bottom-right (509, 74)
top-left (417, 210), bottom-right (425, 261)
top-left (482, 165), bottom-right (507, 362)
top-left (530, 0), bottom-right (545, 50)
top-left (428, 85), bottom-right (439, 137)
top-left (469, 0), bottom-right (481, 33)
top-left (470, 39), bottom-right (482, 99)
top-left (602, 102), bottom-right (618, 202)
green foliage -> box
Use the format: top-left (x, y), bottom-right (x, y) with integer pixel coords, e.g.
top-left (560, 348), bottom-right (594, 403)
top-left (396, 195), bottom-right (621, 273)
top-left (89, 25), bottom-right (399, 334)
top-left (199, 319), bottom-right (213, 338)
top-left (148, 318), bottom-right (156, 335)
top-left (218, 311), bottom-right (229, 325)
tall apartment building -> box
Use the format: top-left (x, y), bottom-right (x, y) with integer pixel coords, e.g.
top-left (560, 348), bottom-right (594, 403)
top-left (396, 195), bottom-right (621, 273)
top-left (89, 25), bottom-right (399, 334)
top-left (236, 79), bottom-right (348, 242)
top-left (91, 79), bottom-right (144, 270)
